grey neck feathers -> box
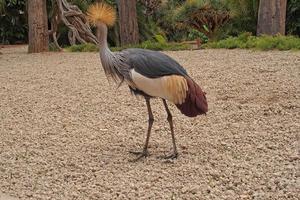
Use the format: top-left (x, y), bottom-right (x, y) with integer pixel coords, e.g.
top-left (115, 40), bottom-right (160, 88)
top-left (96, 23), bottom-right (123, 83)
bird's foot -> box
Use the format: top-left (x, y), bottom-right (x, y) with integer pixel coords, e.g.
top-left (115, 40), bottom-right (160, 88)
top-left (129, 149), bottom-right (149, 162)
top-left (157, 152), bottom-right (178, 160)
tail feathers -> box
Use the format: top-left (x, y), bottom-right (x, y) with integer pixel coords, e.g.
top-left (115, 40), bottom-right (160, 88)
top-left (176, 77), bottom-right (208, 117)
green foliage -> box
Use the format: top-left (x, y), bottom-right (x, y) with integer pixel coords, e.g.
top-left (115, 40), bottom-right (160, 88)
top-left (204, 33), bottom-right (300, 50)
top-left (68, 0), bottom-right (115, 12)
top-left (174, 0), bottom-right (207, 21)
top-left (1, 0), bottom-right (300, 46)
top-left (65, 43), bottom-right (99, 52)
top-left (112, 34), bottom-right (189, 51)
top-left (156, 0), bottom-right (230, 41)
top-left (0, 0), bottom-right (6, 14)
top-left (255, 35), bottom-right (300, 50)
top-left (155, 1), bottom-right (189, 42)
top-left (66, 41), bottom-right (191, 52)
top-left (173, 0), bottom-right (228, 22)
top-left (286, 0), bottom-right (300, 36)
top-left (137, 2), bottom-right (163, 42)
top-left (70, 0), bottom-right (90, 11)
top-left (0, 0), bottom-right (27, 44)
top-left (154, 34), bottom-right (167, 44)
top-left (217, 0), bottom-right (299, 38)
top-left (216, 0), bottom-right (259, 39)
top-left (137, 41), bottom-right (190, 51)
top-left (188, 29), bottom-right (208, 43)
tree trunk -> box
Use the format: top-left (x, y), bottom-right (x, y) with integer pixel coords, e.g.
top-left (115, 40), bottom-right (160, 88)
top-left (118, 0), bottom-right (139, 46)
top-left (257, 0), bottom-right (287, 36)
top-left (28, 0), bottom-right (49, 53)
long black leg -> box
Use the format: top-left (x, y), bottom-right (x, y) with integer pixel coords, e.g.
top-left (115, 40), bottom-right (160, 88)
top-left (129, 97), bottom-right (154, 161)
top-left (160, 99), bottom-right (178, 159)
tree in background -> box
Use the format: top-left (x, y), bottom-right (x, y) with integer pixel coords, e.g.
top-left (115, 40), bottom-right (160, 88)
top-left (117, 0), bottom-right (139, 46)
top-left (1, 0), bottom-right (299, 47)
top-left (257, 0), bottom-right (287, 35)
top-left (28, 0), bottom-right (49, 53)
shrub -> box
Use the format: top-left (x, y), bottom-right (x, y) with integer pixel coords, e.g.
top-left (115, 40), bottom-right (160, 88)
top-left (188, 29), bottom-right (209, 43)
top-left (65, 43), bottom-right (99, 52)
top-left (204, 33), bottom-right (300, 50)
top-left (174, 0), bottom-right (230, 39)
top-left (155, 1), bottom-right (189, 42)
top-left (256, 35), bottom-right (300, 50)
top-left (139, 41), bottom-right (191, 51)
top-left (216, 0), bottom-right (259, 39)
top-left (154, 34), bottom-right (167, 44)
top-left (137, 2), bottom-right (164, 42)
top-left (66, 42), bottom-right (191, 52)
top-left (115, 41), bottom-right (191, 51)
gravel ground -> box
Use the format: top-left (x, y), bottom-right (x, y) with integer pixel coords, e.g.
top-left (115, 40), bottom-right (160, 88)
top-left (0, 46), bottom-right (299, 200)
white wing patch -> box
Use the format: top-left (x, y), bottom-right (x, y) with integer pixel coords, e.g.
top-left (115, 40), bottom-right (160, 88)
top-left (131, 69), bottom-right (188, 104)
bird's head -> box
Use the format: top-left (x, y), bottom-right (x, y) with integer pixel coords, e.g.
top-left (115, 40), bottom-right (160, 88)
top-left (86, 3), bottom-right (116, 28)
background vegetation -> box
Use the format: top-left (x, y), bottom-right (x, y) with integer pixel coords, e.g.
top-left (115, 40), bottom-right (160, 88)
top-left (1, 0), bottom-right (300, 50)
top-left (204, 32), bottom-right (300, 50)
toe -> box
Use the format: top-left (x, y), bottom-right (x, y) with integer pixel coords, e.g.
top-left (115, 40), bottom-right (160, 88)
top-left (158, 153), bottom-right (178, 160)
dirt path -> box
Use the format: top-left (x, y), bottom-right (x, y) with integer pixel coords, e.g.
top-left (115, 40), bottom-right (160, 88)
top-left (0, 192), bottom-right (19, 200)
top-left (0, 46), bottom-right (299, 199)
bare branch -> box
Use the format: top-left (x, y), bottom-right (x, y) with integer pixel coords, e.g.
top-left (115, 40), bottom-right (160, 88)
top-left (49, 0), bottom-right (98, 48)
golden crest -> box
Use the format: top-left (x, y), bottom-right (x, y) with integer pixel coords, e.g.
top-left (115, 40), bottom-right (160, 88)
top-left (87, 3), bottom-right (116, 26)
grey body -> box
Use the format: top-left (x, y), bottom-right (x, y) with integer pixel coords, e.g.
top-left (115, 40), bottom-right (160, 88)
top-left (102, 48), bottom-right (188, 84)
top-left (97, 23), bottom-right (188, 88)
top-left (97, 22), bottom-right (181, 160)
top-left (122, 48), bottom-right (188, 78)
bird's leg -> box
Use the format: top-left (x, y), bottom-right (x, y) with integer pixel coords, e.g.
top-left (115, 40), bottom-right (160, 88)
top-left (129, 97), bottom-right (153, 161)
top-left (159, 99), bottom-right (178, 159)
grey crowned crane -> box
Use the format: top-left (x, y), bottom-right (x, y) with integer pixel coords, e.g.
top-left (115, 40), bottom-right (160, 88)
top-left (87, 3), bottom-right (208, 160)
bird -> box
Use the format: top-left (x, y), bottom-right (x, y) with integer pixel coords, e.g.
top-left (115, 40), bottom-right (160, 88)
top-left (87, 3), bottom-right (208, 160)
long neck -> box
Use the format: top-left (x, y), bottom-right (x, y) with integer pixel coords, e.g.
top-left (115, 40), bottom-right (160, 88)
top-left (96, 23), bottom-right (122, 83)
top-left (96, 24), bottom-right (111, 55)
